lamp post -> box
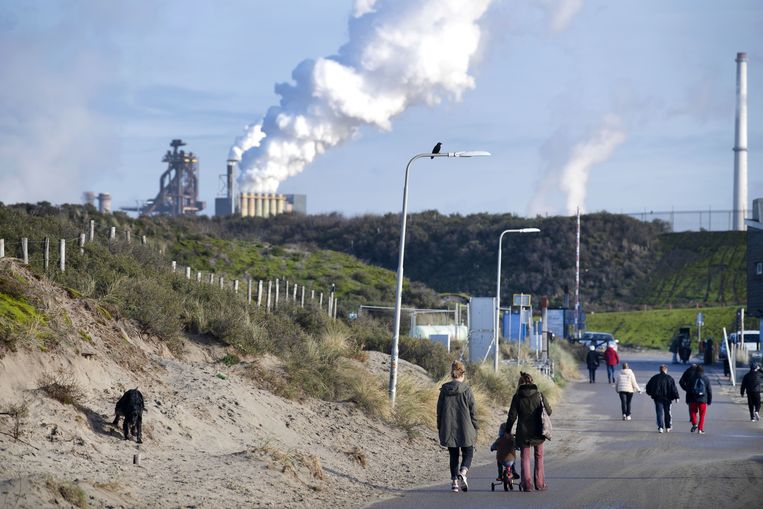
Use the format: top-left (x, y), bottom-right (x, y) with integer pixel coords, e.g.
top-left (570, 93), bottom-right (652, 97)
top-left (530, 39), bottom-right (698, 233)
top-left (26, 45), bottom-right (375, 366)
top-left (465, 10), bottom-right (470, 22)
top-left (494, 228), bottom-right (541, 372)
top-left (389, 150), bottom-right (491, 407)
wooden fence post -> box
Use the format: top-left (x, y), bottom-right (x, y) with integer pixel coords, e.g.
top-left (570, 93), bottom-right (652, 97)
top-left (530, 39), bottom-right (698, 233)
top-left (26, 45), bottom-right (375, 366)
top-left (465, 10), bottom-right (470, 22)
top-left (219, 276), bottom-right (224, 289)
top-left (109, 227), bottom-right (116, 241)
top-left (292, 284), bottom-right (297, 301)
top-left (311, 289), bottom-right (315, 301)
top-left (233, 279), bottom-right (239, 294)
top-left (171, 261), bottom-right (177, 273)
top-left (209, 273), bottom-right (215, 284)
top-left (275, 279), bottom-right (280, 309)
top-left (21, 238), bottom-right (28, 265)
top-left (44, 237), bottom-right (50, 270)
top-left (333, 299), bottom-right (338, 320)
top-left (319, 292), bottom-right (323, 309)
top-left (89, 220), bottom-right (95, 242)
top-left (79, 234), bottom-right (86, 254)
top-left (141, 235), bottom-right (147, 245)
top-left (59, 239), bottom-right (65, 272)
top-left (285, 280), bottom-right (289, 299)
top-left (185, 267), bottom-right (191, 279)
top-left (247, 278), bottom-right (253, 304)
top-left (0, 239), bottom-right (5, 258)
top-left (301, 285), bottom-right (305, 307)
top-left (196, 271), bottom-right (202, 282)
top-left (257, 280), bottom-right (263, 307)
top-left (267, 281), bottom-right (272, 313)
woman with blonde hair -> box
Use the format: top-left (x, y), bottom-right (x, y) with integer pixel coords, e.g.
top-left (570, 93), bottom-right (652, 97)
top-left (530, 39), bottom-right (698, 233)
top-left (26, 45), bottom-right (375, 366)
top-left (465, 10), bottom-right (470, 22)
top-left (615, 362), bottom-right (642, 420)
top-left (436, 360), bottom-right (478, 493)
top-left (506, 371), bottom-right (551, 492)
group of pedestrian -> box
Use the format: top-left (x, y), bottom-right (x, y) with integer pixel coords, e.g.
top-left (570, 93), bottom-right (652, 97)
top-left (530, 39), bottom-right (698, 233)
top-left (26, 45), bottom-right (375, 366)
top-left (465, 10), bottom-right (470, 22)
top-left (437, 361), bottom-right (550, 494)
top-left (585, 342), bottom-right (620, 384)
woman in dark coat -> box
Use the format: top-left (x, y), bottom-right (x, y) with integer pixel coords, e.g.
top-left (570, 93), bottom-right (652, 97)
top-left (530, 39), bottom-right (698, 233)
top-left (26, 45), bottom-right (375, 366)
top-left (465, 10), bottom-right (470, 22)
top-left (437, 360), bottom-right (478, 493)
top-left (506, 371), bottom-right (552, 492)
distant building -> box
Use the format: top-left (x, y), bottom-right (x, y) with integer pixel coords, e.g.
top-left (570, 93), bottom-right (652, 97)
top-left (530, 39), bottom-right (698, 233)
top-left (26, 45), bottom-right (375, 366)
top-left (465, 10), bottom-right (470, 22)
top-left (746, 198), bottom-right (763, 317)
top-left (238, 193), bottom-right (306, 218)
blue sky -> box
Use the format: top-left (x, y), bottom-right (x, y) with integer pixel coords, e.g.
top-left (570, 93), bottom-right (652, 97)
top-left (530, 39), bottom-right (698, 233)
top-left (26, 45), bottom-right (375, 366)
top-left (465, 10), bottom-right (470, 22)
top-left (0, 0), bottom-right (761, 218)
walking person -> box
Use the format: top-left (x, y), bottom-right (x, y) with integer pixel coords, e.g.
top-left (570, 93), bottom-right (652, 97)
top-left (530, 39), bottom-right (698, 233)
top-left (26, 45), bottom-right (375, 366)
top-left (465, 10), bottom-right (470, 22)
top-left (740, 363), bottom-right (761, 422)
top-left (615, 362), bottom-right (641, 420)
top-left (436, 360), bottom-right (478, 493)
top-left (703, 337), bottom-right (715, 365)
top-left (604, 342), bottom-right (620, 384)
top-left (586, 345), bottom-right (600, 383)
top-left (685, 364), bottom-right (712, 434)
top-left (645, 364), bottom-right (680, 433)
top-left (678, 363), bottom-right (698, 422)
top-left (506, 371), bottom-right (551, 492)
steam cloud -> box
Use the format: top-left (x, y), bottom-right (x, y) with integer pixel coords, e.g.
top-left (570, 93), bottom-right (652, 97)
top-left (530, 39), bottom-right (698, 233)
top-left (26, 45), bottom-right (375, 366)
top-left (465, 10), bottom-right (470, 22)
top-left (528, 115), bottom-right (627, 216)
top-left (230, 0), bottom-right (494, 193)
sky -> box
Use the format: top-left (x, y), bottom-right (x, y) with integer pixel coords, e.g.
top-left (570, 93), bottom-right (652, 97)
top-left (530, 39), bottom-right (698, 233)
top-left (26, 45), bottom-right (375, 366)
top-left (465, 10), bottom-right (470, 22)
top-left (0, 0), bottom-right (761, 220)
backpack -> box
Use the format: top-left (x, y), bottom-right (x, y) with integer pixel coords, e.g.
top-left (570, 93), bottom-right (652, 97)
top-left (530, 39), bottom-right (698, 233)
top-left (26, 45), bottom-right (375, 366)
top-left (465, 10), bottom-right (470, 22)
top-left (692, 376), bottom-right (706, 397)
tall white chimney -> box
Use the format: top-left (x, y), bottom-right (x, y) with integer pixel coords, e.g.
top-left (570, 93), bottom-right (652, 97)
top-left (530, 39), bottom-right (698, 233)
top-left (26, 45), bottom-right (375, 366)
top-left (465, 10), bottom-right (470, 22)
top-left (733, 52), bottom-right (748, 231)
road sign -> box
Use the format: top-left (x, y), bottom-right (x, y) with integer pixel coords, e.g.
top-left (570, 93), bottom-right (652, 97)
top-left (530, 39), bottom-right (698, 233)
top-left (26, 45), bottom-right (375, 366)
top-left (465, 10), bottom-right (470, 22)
top-left (696, 312), bottom-right (704, 326)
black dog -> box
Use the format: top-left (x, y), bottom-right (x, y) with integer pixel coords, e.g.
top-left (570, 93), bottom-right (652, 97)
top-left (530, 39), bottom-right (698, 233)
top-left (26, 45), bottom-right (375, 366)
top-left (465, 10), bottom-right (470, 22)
top-left (112, 388), bottom-right (145, 443)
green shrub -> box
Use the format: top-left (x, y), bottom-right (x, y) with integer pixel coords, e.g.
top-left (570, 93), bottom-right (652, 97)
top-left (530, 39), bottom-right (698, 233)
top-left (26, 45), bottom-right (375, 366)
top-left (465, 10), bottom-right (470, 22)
top-left (106, 278), bottom-right (183, 340)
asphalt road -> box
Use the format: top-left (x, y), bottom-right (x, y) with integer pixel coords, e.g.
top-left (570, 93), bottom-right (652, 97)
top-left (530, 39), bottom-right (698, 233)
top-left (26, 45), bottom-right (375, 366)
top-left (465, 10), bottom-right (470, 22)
top-left (367, 350), bottom-right (763, 509)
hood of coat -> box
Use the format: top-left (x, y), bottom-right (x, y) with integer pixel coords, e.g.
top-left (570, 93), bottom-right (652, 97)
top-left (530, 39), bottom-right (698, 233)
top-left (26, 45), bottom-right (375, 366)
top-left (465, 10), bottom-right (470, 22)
top-left (440, 380), bottom-right (469, 396)
top-left (516, 383), bottom-right (540, 399)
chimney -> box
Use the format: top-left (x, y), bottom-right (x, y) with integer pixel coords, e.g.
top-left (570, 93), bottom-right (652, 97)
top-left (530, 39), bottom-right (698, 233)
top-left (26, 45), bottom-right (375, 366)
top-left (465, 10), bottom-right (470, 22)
top-left (97, 193), bottom-right (112, 214)
top-left (227, 159), bottom-right (237, 214)
top-left (733, 52), bottom-right (748, 231)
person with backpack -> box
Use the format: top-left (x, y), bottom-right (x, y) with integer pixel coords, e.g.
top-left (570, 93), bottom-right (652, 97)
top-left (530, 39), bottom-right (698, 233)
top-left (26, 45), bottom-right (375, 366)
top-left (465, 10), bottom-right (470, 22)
top-left (645, 364), bottom-right (680, 433)
top-left (740, 363), bottom-right (761, 422)
top-left (678, 364), bottom-right (698, 421)
top-left (603, 343), bottom-right (620, 384)
top-left (686, 364), bottom-right (712, 434)
top-left (586, 345), bottom-right (600, 383)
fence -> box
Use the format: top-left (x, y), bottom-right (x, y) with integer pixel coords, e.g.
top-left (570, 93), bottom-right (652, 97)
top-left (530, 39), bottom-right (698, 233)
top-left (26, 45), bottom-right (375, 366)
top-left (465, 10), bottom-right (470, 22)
top-left (0, 219), bottom-right (339, 319)
top-left (626, 208), bottom-right (742, 232)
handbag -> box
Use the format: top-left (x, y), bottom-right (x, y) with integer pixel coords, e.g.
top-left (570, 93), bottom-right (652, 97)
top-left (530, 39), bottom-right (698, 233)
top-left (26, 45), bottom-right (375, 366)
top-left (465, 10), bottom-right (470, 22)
top-left (539, 394), bottom-right (552, 440)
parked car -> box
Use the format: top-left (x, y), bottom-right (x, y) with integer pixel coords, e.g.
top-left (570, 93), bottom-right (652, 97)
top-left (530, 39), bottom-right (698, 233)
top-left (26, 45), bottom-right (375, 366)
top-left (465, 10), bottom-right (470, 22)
top-left (574, 331), bottom-right (617, 352)
top-left (720, 331), bottom-right (761, 359)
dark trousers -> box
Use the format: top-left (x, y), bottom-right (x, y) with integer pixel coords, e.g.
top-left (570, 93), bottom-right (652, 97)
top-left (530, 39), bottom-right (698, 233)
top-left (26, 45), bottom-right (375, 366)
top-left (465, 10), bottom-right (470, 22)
top-left (607, 364), bottom-right (616, 383)
top-left (619, 391), bottom-right (634, 416)
top-left (747, 392), bottom-right (761, 419)
top-left (448, 446), bottom-right (473, 480)
top-left (654, 399), bottom-right (672, 429)
top-left (588, 367), bottom-right (597, 383)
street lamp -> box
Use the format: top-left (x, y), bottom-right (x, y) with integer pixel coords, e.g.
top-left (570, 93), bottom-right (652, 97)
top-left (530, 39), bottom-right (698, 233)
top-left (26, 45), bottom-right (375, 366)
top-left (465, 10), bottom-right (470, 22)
top-left (494, 227), bottom-right (541, 372)
top-left (389, 150), bottom-right (491, 406)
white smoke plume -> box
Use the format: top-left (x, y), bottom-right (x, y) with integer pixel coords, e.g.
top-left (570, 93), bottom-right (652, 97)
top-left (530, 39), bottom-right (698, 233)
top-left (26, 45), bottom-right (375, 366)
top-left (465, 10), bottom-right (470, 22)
top-left (540, 0), bottom-right (585, 32)
top-left (528, 115), bottom-right (627, 216)
top-left (230, 0), bottom-right (493, 193)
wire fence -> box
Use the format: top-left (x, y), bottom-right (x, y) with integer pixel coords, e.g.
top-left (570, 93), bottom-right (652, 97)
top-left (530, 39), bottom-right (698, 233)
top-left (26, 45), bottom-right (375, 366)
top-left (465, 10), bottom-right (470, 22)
top-left (0, 219), bottom-right (339, 319)
top-left (625, 208), bottom-right (743, 232)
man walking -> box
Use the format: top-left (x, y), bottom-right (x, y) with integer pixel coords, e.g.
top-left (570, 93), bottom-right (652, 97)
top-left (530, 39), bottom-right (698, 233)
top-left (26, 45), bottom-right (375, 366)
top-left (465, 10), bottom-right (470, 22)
top-left (678, 363), bottom-right (698, 422)
top-left (603, 343), bottom-right (620, 384)
top-left (684, 365), bottom-right (712, 434)
top-left (740, 363), bottom-right (761, 422)
top-left (586, 345), bottom-right (600, 383)
top-left (646, 364), bottom-right (680, 433)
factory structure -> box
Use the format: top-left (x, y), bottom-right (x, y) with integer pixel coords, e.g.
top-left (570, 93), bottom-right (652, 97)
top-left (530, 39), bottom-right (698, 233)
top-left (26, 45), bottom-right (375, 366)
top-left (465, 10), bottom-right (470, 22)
top-left (733, 52), bottom-right (749, 231)
top-left (214, 158), bottom-right (306, 218)
top-left (82, 192), bottom-right (112, 214)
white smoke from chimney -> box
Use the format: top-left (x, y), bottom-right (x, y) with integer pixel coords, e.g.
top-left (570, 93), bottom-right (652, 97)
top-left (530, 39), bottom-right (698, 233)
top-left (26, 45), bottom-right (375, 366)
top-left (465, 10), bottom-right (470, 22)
top-left (231, 0), bottom-right (493, 193)
top-left (529, 115), bottom-right (626, 216)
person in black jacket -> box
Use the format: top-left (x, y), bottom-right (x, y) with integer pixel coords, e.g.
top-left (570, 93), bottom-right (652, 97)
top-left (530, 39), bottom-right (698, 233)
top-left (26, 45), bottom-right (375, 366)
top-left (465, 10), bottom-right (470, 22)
top-left (684, 364), bottom-right (712, 434)
top-left (645, 364), bottom-right (680, 433)
top-left (585, 346), bottom-right (600, 383)
top-left (740, 363), bottom-right (761, 421)
top-left (678, 364), bottom-right (698, 422)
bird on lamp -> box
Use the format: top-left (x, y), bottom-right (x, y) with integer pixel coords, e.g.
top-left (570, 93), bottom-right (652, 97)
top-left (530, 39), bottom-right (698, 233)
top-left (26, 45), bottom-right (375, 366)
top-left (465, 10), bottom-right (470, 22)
top-left (431, 142), bottom-right (442, 159)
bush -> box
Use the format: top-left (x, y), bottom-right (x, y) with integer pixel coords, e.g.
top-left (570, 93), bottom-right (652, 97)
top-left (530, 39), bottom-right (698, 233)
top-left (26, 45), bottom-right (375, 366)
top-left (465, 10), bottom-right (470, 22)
top-left (38, 369), bottom-right (84, 406)
top-left (106, 278), bottom-right (183, 341)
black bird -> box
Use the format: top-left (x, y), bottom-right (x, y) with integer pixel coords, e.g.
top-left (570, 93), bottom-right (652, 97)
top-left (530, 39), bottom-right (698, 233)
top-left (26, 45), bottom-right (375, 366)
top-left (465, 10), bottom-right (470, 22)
top-left (431, 142), bottom-right (442, 159)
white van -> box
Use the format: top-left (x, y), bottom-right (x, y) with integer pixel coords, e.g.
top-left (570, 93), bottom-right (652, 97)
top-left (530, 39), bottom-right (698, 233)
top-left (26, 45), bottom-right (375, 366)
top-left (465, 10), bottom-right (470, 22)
top-left (721, 331), bottom-right (761, 359)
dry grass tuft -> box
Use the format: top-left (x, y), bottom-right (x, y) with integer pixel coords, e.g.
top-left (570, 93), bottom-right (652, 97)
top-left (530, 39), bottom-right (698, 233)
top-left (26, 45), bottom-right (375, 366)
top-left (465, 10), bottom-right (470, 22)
top-left (0, 401), bottom-right (29, 440)
top-left (46, 477), bottom-right (88, 509)
top-left (344, 446), bottom-right (368, 468)
top-left (38, 368), bottom-right (84, 406)
top-left (392, 376), bottom-right (439, 438)
top-left (252, 441), bottom-right (325, 483)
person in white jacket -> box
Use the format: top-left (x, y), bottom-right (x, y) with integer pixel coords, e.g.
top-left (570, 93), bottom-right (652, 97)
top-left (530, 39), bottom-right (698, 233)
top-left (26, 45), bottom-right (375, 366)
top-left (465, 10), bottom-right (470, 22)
top-left (615, 362), bottom-right (641, 420)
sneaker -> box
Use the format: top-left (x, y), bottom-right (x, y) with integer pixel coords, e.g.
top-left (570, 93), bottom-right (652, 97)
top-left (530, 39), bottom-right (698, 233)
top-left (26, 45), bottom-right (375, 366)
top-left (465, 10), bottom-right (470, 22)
top-left (756, 411), bottom-right (761, 421)
top-left (658, 427), bottom-right (664, 433)
top-left (753, 418), bottom-right (757, 422)
top-left (626, 415), bottom-right (632, 421)
top-left (458, 469), bottom-right (469, 492)
top-left (666, 428), bottom-right (672, 432)
top-left (690, 425), bottom-right (697, 433)
top-left (698, 430), bottom-right (705, 434)
top-left (622, 414), bottom-right (627, 421)
top-left (451, 480), bottom-right (459, 492)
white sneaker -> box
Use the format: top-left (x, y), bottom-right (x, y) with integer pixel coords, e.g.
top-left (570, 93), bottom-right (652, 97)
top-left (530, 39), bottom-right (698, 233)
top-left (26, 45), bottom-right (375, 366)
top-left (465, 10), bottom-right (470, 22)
top-left (451, 480), bottom-right (459, 492)
top-left (658, 427), bottom-right (664, 433)
top-left (458, 468), bottom-right (469, 492)
top-left (666, 427), bottom-right (672, 432)
top-left (622, 414), bottom-right (627, 421)
top-left (756, 411), bottom-right (760, 421)
top-left (626, 415), bottom-right (632, 421)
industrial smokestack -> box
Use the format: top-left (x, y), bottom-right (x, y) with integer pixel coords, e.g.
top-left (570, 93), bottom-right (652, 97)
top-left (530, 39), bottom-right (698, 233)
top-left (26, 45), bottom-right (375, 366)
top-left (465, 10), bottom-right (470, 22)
top-left (733, 52), bottom-right (748, 231)
top-left (82, 191), bottom-right (96, 207)
top-left (226, 159), bottom-right (237, 213)
top-left (97, 192), bottom-right (111, 214)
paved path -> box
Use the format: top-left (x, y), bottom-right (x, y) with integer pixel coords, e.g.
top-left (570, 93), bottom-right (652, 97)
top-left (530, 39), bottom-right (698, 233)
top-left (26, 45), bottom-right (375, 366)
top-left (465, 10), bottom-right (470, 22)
top-left (367, 350), bottom-right (763, 509)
